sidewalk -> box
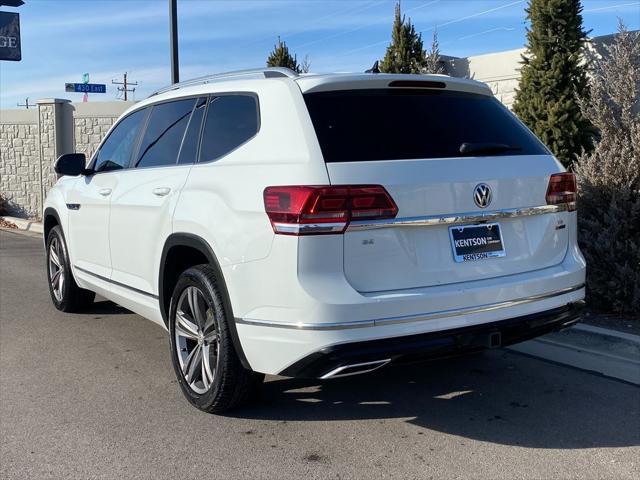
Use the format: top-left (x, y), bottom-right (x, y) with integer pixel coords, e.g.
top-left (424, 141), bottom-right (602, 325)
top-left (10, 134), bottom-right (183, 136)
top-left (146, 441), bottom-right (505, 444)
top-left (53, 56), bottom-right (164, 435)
top-left (509, 323), bottom-right (640, 385)
top-left (0, 215), bottom-right (43, 234)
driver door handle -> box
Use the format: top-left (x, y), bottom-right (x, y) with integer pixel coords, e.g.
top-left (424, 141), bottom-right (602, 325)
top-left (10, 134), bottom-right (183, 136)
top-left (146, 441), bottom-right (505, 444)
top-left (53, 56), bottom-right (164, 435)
top-left (98, 188), bottom-right (112, 196)
top-left (152, 187), bottom-right (172, 197)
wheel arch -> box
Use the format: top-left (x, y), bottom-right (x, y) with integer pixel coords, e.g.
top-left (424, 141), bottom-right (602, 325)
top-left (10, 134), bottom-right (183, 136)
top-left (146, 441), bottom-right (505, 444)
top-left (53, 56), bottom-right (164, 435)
top-left (43, 207), bottom-right (62, 242)
top-left (159, 233), bottom-right (251, 370)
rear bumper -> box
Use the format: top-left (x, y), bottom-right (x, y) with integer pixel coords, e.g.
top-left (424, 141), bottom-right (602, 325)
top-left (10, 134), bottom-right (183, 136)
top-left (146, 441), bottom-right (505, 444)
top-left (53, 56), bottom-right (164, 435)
top-left (279, 301), bottom-right (584, 378)
top-left (228, 222), bottom-right (586, 375)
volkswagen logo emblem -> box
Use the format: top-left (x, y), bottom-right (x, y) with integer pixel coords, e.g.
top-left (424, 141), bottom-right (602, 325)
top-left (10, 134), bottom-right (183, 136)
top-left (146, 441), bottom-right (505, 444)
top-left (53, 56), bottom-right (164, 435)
top-left (473, 183), bottom-right (492, 208)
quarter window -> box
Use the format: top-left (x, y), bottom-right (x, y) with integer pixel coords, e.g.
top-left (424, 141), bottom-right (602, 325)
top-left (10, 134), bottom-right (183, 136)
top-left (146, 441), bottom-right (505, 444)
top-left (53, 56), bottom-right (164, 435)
top-left (199, 95), bottom-right (259, 162)
top-left (93, 108), bottom-right (147, 172)
top-left (135, 98), bottom-right (196, 168)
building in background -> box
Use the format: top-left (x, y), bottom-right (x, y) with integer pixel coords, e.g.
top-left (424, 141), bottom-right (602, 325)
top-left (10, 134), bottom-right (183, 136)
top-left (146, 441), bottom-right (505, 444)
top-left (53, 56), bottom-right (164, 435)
top-left (442, 32), bottom-right (634, 109)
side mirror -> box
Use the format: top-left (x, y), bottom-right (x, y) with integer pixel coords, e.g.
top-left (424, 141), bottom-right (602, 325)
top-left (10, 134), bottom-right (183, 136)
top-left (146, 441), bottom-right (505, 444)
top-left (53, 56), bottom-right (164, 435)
top-left (54, 153), bottom-right (88, 176)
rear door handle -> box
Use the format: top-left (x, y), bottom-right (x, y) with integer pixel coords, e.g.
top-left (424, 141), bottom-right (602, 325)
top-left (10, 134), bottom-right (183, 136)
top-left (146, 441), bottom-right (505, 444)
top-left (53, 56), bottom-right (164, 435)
top-left (152, 187), bottom-right (172, 197)
top-left (98, 188), bottom-right (112, 196)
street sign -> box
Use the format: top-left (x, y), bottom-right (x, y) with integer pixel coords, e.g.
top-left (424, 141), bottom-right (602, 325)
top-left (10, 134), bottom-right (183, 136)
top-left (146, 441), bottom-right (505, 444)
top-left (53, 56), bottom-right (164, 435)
top-left (0, 11), bottom-right (21, 61)
top-left (65, 83), bottom-right (107, 94)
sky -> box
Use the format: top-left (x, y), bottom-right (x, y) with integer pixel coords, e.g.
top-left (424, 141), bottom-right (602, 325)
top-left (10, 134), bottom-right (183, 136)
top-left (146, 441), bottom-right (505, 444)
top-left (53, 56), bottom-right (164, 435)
top-left (0, 0), bottom-right (638, 108)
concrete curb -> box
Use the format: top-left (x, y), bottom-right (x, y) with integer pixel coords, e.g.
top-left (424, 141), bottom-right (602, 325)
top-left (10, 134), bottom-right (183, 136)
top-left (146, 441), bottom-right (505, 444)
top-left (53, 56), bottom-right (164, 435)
top-left (0, 216), bottom-right (43, 234)
top-left (508, 323), bottom-right (640, 385)
top-left (573, 323), bottom-right (640, 343)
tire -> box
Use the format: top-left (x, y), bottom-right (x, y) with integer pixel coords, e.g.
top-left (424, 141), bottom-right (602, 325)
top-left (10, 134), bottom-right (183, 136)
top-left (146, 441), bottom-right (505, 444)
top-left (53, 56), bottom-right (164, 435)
top-left (169, 265), bottom-right (263, 413)
top-left (46, 225), bottom-right (95, 312)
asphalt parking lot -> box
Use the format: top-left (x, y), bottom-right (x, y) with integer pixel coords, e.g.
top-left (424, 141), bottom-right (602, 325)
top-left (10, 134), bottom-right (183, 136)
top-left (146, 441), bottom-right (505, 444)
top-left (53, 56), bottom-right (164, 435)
top-left (1, 229), bottom-right (638, 480)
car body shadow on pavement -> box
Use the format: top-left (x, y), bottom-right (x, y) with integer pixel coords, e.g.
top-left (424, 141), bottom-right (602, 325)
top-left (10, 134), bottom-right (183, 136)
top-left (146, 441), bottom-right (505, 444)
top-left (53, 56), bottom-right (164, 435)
top-left (83, 299), bottom-right (131, 316)
top-left (228, 350), bottom-right (640, 450)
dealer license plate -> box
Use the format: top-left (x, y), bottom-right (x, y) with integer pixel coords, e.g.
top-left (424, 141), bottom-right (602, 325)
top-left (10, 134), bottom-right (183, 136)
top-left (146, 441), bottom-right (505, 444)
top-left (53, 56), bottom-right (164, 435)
top-left (449, 223), bottom-right (506, 263)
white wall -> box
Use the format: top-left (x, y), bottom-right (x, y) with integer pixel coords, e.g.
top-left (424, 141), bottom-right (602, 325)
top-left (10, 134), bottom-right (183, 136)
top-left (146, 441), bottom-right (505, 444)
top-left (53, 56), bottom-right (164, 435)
top-left (443, 32), bottom-right (632, 109)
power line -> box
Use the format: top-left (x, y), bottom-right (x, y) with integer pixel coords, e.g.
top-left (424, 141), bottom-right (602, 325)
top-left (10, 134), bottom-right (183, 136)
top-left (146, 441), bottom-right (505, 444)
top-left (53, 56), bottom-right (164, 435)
top-left (583, 2), bottom-right (639, 13)
top-left (292, 0), bottom-right (439, 51)
top-left (112, 73), bottom-right (138, 101)
top-left (250, 0), bottom-right (384, 47)
top-left (453, 26), bottom-right (516, 43)
top-left (423, 0), bottom-right (524, 32)
top-left (338, 0), bottom-right (524, 57)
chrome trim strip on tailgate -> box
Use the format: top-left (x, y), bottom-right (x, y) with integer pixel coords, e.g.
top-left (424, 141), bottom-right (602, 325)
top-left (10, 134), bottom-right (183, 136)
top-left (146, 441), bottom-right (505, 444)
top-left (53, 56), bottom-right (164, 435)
top-left (347, 202), bottom-right (576, 231)
top-left (235, 283), bottom-right (585, 331)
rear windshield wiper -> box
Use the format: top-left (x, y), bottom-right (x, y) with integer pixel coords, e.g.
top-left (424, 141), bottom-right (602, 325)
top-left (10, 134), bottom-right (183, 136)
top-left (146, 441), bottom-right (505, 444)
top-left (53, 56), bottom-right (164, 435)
top-left (459, 142), bottom-right (522, 156)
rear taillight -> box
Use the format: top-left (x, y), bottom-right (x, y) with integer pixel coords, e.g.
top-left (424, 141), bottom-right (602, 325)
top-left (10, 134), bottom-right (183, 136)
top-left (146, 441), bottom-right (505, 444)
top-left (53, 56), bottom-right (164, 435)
top-left (546, 172), bottom-right (577, 210)
top-left (263, 185), bottom-right (398, 235)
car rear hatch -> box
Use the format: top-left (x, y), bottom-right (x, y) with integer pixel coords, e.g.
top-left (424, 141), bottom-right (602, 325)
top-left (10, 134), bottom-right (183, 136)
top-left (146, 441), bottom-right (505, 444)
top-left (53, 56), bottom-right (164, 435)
top-left (302, 80), bottom-right (571, 293)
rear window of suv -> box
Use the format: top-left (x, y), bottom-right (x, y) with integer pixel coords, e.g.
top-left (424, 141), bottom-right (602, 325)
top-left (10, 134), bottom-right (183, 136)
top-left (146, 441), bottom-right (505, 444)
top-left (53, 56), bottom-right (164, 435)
top-left (303, 89), bottom-right (548, 162)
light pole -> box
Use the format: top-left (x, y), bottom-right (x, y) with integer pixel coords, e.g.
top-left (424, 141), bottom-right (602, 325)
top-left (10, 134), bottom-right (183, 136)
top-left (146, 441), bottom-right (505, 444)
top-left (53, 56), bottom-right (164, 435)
top-left (169, 0), bottom-right (179, 84)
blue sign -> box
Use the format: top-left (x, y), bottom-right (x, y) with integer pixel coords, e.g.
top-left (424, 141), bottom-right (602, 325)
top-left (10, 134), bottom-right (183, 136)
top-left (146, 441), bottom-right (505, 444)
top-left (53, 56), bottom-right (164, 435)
top-left (65, 83), bottom-right (106, 94)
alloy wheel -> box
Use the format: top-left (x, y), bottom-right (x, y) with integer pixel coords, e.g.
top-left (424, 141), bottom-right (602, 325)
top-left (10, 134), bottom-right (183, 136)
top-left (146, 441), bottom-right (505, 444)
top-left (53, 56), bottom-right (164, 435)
top-left (48, 237), bottom-right (65, 302)
top-left (174, 286), bottom-right (220, 394)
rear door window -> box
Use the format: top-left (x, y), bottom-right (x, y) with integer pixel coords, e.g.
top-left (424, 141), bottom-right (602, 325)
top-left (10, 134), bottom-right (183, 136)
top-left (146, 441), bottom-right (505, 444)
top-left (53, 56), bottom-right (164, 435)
top-left (303, 89), bottom-right (548, 162)
top-left (199, 94), bottom-right (259, 162)
top-left (135, 98), bottom-right (196, 168)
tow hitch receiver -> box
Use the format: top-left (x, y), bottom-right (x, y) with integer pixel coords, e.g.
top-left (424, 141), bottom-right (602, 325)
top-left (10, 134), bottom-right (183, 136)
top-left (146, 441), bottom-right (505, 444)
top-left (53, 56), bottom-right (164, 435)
top-left (488, 331), bottom-right (502, 348)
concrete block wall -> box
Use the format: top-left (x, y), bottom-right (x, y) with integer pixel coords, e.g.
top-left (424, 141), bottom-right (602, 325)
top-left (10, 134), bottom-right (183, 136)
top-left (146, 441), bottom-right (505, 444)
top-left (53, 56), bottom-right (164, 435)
top-left (38, 100), bottom-right (63, 213)
top-left (0, 100), bottom-right (134, 218)
top-left (73, 102), bottom-right (132, 160)
top-left (1, 108), bottom-right (40, 217)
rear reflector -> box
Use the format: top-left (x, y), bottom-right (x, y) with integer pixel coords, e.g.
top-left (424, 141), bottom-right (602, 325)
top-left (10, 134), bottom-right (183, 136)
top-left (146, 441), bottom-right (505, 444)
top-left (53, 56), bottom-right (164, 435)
top-left (264, 185), bottom-right (398, 235)
top-left (546, 172), bottom-right (577, 210)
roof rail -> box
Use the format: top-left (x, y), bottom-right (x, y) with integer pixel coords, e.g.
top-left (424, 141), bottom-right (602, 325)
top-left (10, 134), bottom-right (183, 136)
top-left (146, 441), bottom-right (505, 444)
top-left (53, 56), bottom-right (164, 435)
top-left (149, 67), bottom-right (299, 97)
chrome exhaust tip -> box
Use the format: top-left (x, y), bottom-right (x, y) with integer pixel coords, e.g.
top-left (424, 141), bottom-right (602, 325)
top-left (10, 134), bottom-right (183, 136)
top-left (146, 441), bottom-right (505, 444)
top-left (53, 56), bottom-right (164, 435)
top-left (319, 359), bottom-right (391, 380)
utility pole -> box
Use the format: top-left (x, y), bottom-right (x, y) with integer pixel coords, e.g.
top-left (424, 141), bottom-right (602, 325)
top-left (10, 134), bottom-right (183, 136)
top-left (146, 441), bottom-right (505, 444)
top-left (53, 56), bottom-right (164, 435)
top-left (17, 97), bottom-right (34, 109)
top-left (169, 0), bottom-right (179, 84)
top-left (112, 73), bottom-right (138, 101)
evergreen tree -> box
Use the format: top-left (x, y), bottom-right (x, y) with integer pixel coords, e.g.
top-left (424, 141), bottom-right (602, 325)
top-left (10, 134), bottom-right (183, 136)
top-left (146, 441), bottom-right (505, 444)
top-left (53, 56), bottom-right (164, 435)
top-left (424, 29), bottom-right (444, 74)
top-left (380, 2), bottom-right (426, 74)
top-left (513, 0), bottom-right (592, 166)
top-left (266, 37), bottom-right (301, 73)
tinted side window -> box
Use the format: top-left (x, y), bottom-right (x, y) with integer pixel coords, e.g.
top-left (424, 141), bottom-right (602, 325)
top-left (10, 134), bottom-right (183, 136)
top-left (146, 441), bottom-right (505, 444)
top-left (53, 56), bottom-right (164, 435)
top-left (135, 98), bottom-right (196, 168)
top-left (94, 108), bottom-right (147, 172)
top-left (177, 97), bottom-right (206, 165)
top-left (199, 95), bottom-right (259, 162)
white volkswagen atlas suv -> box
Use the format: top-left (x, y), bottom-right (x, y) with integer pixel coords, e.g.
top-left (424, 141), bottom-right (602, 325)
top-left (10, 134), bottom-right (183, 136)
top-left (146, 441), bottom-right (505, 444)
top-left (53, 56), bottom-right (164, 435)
top-left (43, 68), bottom-right (586, 413)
